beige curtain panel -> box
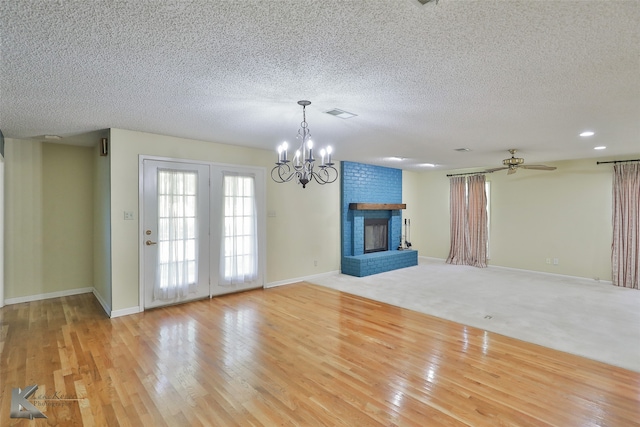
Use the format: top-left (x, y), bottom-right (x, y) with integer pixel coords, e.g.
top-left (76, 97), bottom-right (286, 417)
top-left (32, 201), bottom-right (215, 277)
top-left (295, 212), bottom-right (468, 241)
top-left (446, 175), bottom-right (488, 268)
top-left (446, 176), bottom-right (469, 265)
top-left (612, 162), bottom-right (640, 289)
top-left (467, 174), bottom-right (488, 268)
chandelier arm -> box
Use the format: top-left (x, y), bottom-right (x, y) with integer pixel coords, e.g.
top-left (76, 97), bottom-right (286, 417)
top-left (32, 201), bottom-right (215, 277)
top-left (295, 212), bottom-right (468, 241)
top-left (310, 171), bottom-right (325, 185)
top-left (307, 166), bottom-right (338, 185)
top-left (271, 163), bottom-right (297, 183)
top-left (325, 166), bottom-right (339, 183)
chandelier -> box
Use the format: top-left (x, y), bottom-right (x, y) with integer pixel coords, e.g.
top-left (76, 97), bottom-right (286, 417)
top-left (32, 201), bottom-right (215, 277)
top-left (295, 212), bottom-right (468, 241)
top-left (271, 100), bottom-right (338, 188)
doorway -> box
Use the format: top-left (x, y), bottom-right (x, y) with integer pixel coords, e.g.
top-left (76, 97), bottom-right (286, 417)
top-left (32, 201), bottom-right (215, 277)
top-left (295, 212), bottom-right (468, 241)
top-left (141, 157), bottom-right (265, 310)
top-left (142, 159), bottom-right (211, 309)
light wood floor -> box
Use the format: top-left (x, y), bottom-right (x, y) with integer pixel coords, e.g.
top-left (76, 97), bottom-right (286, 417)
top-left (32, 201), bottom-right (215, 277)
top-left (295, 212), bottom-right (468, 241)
top-left (1, 283), bottom-right (638, 426)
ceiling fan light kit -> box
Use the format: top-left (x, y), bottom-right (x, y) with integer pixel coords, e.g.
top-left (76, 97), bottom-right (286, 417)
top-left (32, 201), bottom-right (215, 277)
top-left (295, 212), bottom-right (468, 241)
top-left (485, 149), bottom-right (557, 175)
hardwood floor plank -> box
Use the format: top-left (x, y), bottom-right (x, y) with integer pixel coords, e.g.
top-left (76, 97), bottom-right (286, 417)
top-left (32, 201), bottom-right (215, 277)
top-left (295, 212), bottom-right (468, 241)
top-left (1, 284), bottom-right (639, 426)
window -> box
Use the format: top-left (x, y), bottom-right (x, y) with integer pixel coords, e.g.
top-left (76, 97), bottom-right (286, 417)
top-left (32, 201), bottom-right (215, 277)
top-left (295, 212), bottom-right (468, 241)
top-left (463, 180), bottom-right (491, 258)
top-left (156, 169), bottom-right (198, 296)
top-left (221, 173), bottom-right (258, 285)
top-left (485, 181), bottom-right (491, 259)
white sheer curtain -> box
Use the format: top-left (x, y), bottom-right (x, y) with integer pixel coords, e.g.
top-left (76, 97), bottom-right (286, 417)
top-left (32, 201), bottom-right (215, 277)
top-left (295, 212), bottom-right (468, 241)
top-left (220, 173), bottom-right (258, 286)
top-left (612, 163), bottom-right (640, 289)
top-left (446, 174), bottom-right (488, 268)
top-left (155, 169), bottom-right (198, 300)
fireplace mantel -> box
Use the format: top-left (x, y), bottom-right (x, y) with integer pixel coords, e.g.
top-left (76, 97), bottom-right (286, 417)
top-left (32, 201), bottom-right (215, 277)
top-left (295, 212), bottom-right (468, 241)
top-left (349, 203), bottom-right (406, 210)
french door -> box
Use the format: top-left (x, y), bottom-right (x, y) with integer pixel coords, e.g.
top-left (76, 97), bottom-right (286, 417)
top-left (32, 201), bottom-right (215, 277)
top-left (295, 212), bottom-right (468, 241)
top-left (143, 160), bottom-right (211, 309)
top-left (142, 158), bottom-right (264, 309)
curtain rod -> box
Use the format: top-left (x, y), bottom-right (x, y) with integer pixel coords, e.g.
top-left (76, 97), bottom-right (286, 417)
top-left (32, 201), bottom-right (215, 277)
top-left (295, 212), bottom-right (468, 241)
top-left (446, 171), bottom-right (493, 177)
top-left (597, 159), bottom-right (640, 165)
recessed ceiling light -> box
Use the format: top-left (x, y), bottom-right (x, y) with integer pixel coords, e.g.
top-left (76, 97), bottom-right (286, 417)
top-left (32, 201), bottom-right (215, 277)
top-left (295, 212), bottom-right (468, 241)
top-left (454, 148), bottom-right (471, 152)
top-left (387, 156), bottom-right (405, 161)
top-left (594, 146), bottom-right (606, 150)
top-left (324, 108), bottom-right (357, 119)
top-left (44, 135), bottom-right (62, 140)
top-left (420, 163), bottom-right (437, 167)
top-left (580, 131), bottom-right (595, 137)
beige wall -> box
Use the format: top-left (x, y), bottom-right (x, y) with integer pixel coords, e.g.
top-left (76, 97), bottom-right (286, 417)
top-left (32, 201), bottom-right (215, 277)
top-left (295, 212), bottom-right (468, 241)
top-left (6, 128), bottom-right (630, 306)
top-left (403, 169), bottom-right (450, 257)
top-left (109, 128), bottom-right (341, 311)
top-left (5, 140), bottom-right (94, 299)
top-left (42, 143), bottom-right (94, 292)
top-left (410, 156), bottom-right (640, 281)
top-left (93, 133), bottom-right (112, 311)
top-left (0, 154), bottom-right (4, 306)
top-left (401, 170), bottom-right (423, 249)
top-left (5, 139), bottom-right (44, 298)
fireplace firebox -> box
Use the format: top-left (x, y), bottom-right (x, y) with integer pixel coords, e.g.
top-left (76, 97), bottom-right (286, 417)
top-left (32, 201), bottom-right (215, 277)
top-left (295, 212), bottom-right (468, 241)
top-left (364, 218), bottom-right (389, 253)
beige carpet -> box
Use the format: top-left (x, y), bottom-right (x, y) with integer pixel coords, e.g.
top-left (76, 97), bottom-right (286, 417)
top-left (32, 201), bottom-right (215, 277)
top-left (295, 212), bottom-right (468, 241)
top-left (309, 257), bottom-right (640, 372)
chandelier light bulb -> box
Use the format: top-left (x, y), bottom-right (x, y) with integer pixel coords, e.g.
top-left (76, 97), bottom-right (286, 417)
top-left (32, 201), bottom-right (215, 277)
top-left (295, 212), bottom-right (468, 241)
top-left (327, 146), bottom-right (332, 154)
top-left (282, 141), bottom-right (288, 151)
top-left (307, 140), bottom-right (314, 161)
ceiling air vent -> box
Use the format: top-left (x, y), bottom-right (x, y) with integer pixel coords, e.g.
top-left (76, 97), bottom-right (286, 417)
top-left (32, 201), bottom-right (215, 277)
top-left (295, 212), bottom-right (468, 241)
top-left (324, 108), bottom-right (357, 119)
top-left (415, 0), bottom-right (439, 5)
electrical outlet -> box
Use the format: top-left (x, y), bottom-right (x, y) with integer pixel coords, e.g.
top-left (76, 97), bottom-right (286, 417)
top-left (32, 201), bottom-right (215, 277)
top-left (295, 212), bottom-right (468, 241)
top-left (546, 258), bottom-right (551, 264)
top-left (314, 260), bottom-right (318, 267)
top-left (124, 211), bottom-right (134, 220)
top-left (553, 258), bottom-right (559, 265)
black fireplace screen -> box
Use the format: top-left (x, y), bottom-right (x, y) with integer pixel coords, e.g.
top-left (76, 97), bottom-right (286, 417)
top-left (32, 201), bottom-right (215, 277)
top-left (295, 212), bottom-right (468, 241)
top-left (364, 218), bottom-right (388, 253)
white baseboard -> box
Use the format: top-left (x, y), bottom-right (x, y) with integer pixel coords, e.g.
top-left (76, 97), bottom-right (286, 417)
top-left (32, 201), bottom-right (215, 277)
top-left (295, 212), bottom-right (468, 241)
top-left (92, 288), bottom-right (111, 317)
top-left (419, 255), bottom-right (446, 262)
top-left (4, 287), bottom-right (93, 305)
top-left (266, 270), bottom-right (340, 288)
top-left (418, 255), bottom-right (612, 285)
top-left (110, 306), bottom-right (143, 318)
top-left (488, 264), bottom-right (613, 285)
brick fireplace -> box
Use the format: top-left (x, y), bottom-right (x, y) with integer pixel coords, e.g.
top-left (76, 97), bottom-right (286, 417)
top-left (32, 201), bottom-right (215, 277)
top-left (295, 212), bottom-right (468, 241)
top-left (340, 162), bottom-right (417, 277)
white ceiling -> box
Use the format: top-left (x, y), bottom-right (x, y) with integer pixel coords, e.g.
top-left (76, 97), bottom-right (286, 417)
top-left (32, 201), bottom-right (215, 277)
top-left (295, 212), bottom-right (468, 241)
top-left (1, 0), bottom-right (638, 171)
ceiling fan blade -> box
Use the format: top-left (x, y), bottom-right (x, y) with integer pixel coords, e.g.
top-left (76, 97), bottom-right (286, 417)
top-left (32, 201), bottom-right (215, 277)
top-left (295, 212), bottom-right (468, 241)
top-left (507, 167), bottom-right (517, 175)
top-left (484, 166), bottom-right (509, 173)
top-left (520, 165), bottom-right (557, 171)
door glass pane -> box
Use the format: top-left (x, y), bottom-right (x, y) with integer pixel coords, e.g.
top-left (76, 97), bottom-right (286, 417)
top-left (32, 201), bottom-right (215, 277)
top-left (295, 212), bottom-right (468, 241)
top-left (156, 169), bottom-right (199, 294)
top-left (221, 174), bottom-right (258, 284)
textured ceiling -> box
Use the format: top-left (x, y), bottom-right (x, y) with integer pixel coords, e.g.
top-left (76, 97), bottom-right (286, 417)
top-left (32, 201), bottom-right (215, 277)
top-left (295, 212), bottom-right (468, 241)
top-left (1, 0), bottom-right (638, 171)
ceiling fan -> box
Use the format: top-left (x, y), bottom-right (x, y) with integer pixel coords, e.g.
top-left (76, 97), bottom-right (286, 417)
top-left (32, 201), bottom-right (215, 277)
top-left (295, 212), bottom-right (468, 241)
top-left (485, 149), bottom-right (557, 175)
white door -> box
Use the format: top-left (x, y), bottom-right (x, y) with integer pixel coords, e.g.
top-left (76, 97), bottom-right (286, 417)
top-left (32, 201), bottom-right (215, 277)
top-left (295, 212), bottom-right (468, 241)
top-left (211, 171), bottom-right (262, 296)
top-left (143, 160), bottom-right (210, 309)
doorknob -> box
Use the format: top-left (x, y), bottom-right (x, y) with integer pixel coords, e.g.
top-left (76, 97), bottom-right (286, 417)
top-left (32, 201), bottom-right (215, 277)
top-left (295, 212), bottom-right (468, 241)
top-left (145, 240), bottom-right (157, 246)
